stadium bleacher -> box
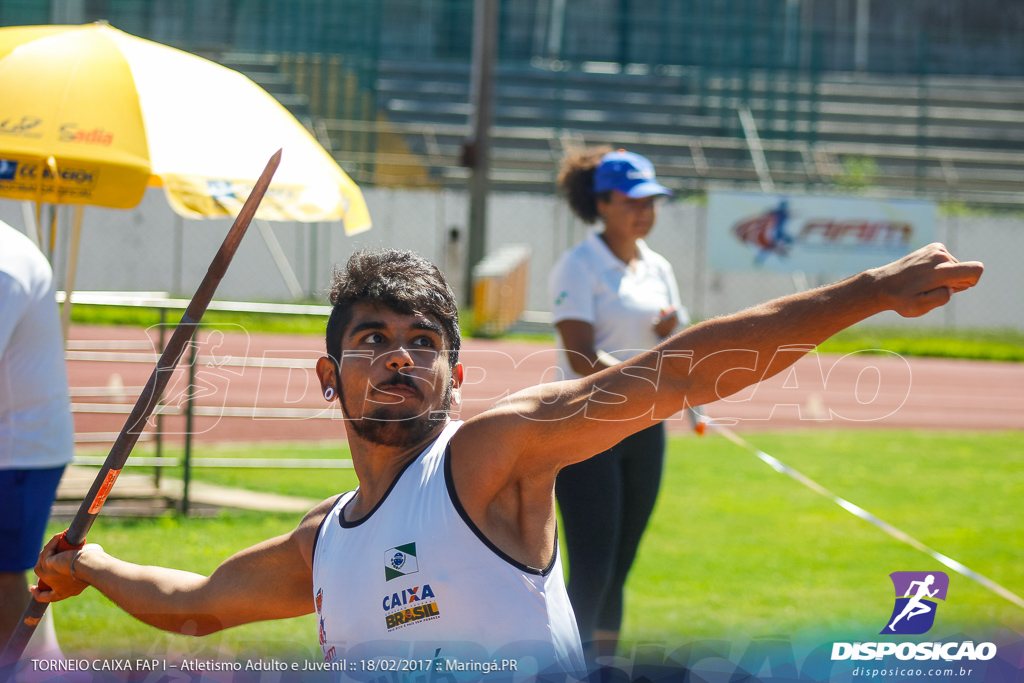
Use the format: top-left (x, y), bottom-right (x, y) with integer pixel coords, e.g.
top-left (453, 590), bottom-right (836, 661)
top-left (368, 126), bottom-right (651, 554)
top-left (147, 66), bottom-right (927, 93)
top-left (8, 0), bottom-right (1020, 210)
top-left (271, 56), bottom-right (1024, 210)
top-left (213, 51), bottom-right (1022, 209)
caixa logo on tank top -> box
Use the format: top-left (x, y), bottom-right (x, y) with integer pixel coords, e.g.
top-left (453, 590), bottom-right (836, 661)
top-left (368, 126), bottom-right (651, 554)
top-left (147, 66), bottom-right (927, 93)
top-left (381, 542), bottom-right (442, 631)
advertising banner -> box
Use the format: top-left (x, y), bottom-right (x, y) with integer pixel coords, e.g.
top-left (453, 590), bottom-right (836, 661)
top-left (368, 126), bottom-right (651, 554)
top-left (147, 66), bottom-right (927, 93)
top-left (709, 192), bottom-right (937, 275)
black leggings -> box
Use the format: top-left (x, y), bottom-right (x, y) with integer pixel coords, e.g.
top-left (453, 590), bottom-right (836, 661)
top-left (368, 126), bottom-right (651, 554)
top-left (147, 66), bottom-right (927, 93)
top-left (555, 422), bottom-right (666, 644)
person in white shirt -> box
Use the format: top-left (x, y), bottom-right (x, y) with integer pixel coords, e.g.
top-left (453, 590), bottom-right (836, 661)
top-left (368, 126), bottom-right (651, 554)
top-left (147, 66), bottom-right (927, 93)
top-left (32, 243), bottom-right (981, 677)
top-left (548, 148), bottom-right (687, 660)
top-left (0, 220), bottom-right (74, 652)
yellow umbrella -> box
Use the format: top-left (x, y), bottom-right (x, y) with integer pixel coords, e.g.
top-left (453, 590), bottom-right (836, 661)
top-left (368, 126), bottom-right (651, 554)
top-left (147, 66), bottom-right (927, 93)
top-left (0, 22), bottom-right (371, 228)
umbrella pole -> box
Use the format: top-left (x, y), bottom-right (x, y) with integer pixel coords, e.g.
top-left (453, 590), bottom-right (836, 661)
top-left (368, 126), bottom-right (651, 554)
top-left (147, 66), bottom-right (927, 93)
top-left (0, 150), bottom-right (282, 673)
top-left (21, 202), bottom-right (40, 249)
top-left (34, 202), bottom-right (44, 255)
top-left (48, 207), bottom-right (58, 258)
top-left (60, 206), bottom-right (84, 341)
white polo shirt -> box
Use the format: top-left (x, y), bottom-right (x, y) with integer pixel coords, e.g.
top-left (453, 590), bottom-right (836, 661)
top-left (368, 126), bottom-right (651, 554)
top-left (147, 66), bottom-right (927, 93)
top-left (0, 221), bottom-right (74, 469)
top-left (548, 230), bottom-right (687, 380)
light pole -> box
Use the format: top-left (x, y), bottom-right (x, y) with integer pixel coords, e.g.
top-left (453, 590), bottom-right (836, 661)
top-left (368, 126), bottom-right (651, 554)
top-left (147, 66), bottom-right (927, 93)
top-left (463, 0), bottom-right (498, 304)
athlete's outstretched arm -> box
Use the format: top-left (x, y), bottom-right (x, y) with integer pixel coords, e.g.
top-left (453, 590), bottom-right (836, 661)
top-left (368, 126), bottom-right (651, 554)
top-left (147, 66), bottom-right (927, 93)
top-left (31, 498), bottom-right (333, 635)
top-left (457, 243), bottom-right (983, 480)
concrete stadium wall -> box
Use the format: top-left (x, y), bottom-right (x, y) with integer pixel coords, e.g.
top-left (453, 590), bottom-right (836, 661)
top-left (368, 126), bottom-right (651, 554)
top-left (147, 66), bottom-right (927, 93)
top-left (1, 189), bottom-right (1019, 330)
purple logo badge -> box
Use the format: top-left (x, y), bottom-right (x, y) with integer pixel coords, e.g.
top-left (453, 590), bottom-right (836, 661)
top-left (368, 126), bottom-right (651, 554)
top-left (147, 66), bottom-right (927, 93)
top-left (881, 571), bottom-right (949, 635)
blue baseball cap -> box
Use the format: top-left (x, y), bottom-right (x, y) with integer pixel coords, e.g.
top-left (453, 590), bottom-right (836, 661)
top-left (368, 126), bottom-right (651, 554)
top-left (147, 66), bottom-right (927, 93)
top-left (593, 150), bottom-right (673, 198)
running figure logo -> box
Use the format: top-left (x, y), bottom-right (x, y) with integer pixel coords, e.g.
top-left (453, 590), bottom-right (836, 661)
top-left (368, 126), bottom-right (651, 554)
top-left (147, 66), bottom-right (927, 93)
top-left (882, 571), bottom-right (949, 635)
top-left (732, 199), bottom-right (796, 264)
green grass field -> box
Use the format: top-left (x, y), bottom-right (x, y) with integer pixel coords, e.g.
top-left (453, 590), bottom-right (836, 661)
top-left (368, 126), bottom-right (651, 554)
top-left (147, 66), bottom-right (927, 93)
top-left (628, 430), bottom-right (1023, 643)
top-left (49, 430), bottom-right (1023, 658)
top-left (815, 326), bottom-right (1024, 362)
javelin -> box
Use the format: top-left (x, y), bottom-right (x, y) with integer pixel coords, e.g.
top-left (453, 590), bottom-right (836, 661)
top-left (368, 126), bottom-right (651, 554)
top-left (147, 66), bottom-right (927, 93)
top-left (0, 149), bottom-right (282, 670)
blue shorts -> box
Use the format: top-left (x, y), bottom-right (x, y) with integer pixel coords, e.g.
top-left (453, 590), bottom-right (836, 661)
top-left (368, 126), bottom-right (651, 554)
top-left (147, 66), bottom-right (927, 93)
top-left (0, 466), bottom-right (66, 572)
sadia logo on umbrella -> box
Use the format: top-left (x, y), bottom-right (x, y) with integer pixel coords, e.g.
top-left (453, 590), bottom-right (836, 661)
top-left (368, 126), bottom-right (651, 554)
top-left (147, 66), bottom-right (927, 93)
top-left (881, 571), bottom-right (949, 634)
top-left (0, 22), bottom-right (372, 229)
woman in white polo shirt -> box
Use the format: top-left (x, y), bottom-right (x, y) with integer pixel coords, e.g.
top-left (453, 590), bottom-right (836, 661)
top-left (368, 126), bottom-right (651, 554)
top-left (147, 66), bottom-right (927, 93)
top-left (548, 148), bottom-right (688, 661)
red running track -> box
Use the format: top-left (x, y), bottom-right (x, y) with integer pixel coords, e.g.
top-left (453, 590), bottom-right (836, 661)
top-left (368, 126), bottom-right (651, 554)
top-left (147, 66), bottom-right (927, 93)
top-left (66, 325), bottom-right (1024, 449)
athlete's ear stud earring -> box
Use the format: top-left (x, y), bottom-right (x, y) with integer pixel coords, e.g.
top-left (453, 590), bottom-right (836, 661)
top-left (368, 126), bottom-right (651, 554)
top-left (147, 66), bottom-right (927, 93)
top-left (324, 387), bottom-right (335, 401)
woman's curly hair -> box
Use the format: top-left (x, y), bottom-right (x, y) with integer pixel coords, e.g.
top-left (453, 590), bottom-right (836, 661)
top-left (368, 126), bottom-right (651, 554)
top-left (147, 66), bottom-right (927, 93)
top-left (557, 146), bottom-right (613, 224)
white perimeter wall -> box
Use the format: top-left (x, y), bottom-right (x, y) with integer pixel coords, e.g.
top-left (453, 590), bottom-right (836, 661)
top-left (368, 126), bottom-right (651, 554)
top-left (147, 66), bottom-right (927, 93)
top-left (1, 188), bottom-right (1020, 330)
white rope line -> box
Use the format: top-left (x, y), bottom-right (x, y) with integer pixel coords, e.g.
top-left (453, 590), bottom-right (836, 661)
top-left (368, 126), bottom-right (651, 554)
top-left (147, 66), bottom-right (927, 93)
top-left (66, 350), bottom-right (314, 368)
top-left (712, 425), bottom-right (1024, 611)
top-left (71, 456), bottom-right (354, 469)
top-left (70, 403), bottom-right (335, 419)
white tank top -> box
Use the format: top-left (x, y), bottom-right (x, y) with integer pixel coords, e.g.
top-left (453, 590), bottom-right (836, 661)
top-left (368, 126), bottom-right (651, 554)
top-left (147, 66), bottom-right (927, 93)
top-left (312, 421), bottom-right (585, 680)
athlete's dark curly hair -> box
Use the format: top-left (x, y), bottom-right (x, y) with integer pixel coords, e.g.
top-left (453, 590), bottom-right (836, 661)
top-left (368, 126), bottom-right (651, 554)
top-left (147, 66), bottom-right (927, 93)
top-left (557, 146), bottom-right (613, 224)
top-left (325, 249), bottom-right (460, 370)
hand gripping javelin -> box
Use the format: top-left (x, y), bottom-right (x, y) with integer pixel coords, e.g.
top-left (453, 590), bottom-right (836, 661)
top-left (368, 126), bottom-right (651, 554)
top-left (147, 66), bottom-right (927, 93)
top-left (0, 150), bottom-right (282, 673)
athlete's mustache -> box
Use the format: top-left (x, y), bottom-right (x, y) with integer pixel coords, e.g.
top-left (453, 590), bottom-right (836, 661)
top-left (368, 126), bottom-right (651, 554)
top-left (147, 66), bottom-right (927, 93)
top-left (375, 372), bottom-right (423, 396)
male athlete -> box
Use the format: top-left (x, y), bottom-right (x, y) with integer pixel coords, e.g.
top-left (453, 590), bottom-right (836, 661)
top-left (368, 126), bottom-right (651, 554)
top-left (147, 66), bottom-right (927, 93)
top-left (32, 245), bottom-right (981, 678)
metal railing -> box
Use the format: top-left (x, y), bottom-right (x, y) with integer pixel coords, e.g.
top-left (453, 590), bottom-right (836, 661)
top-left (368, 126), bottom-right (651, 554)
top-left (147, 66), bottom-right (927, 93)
top-left (62, 291), bottom-right (351, 513)
top-left (312, 115), bottom-right (1024, 209)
